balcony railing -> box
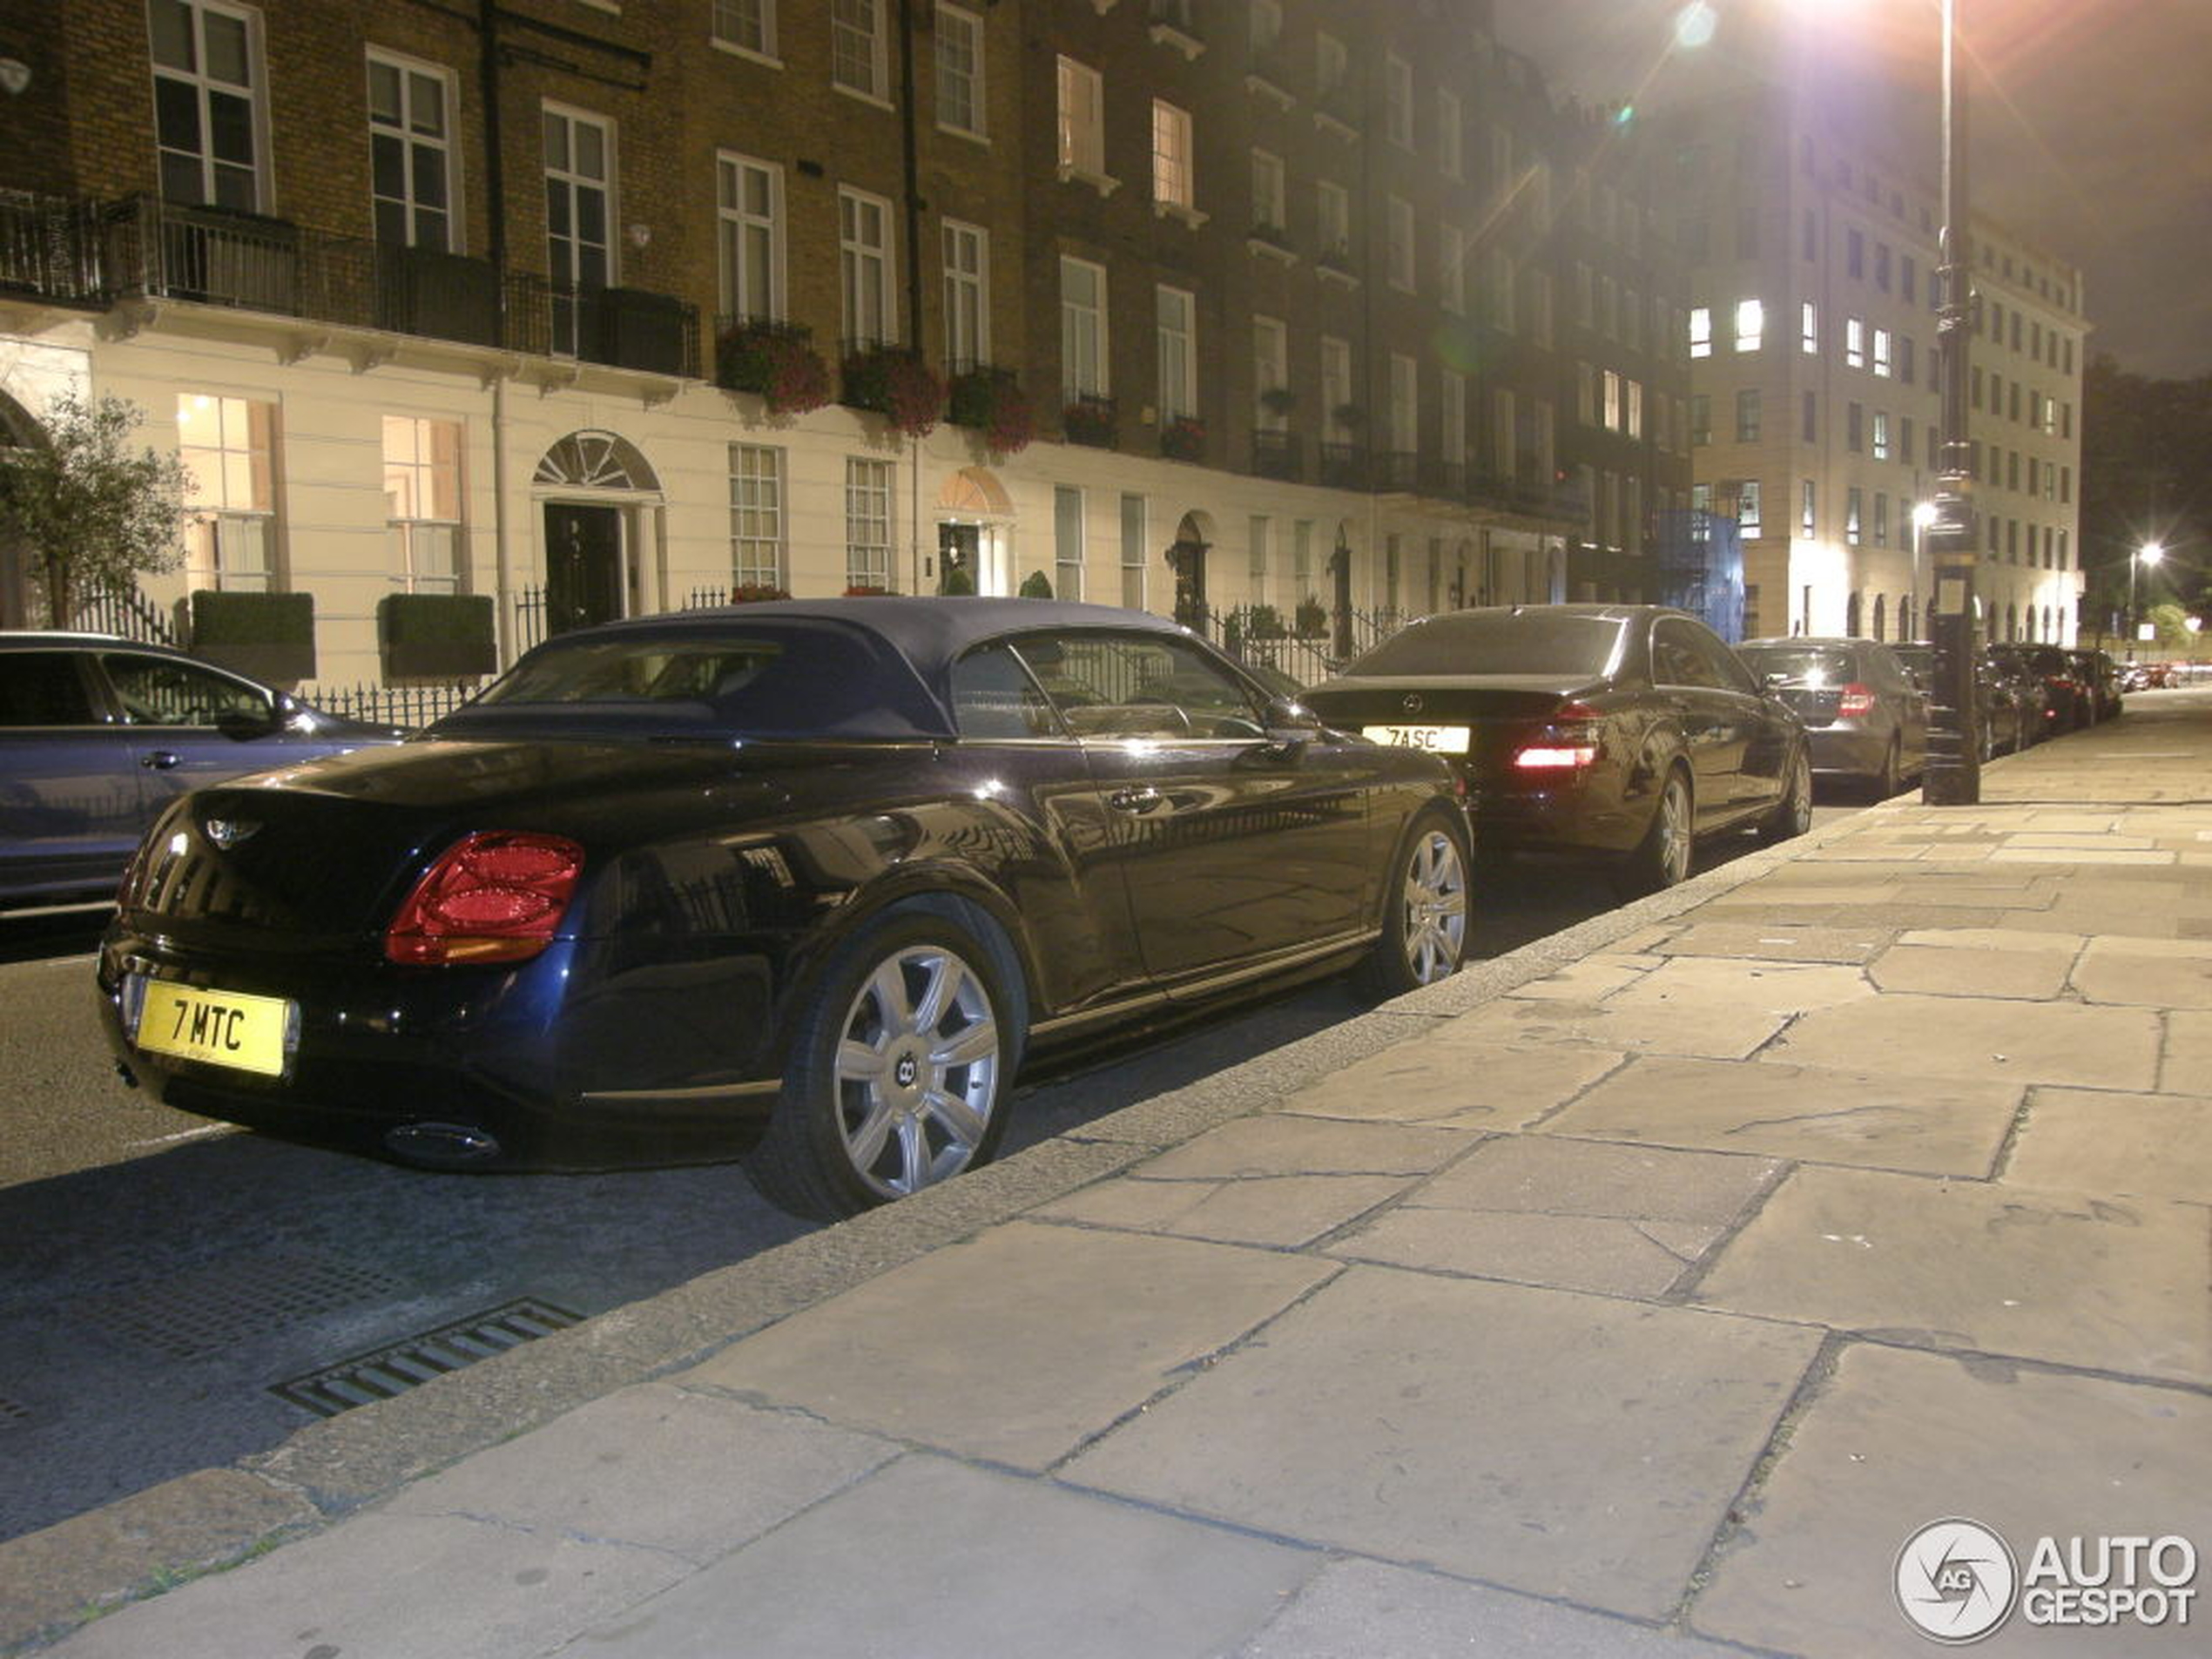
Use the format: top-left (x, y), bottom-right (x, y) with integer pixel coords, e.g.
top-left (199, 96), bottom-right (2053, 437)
top-left (1252, 428), bottom-right (1302, 482)
top-left (10, 193), bottom-right (698, 378)
top-left (1373, 449), bottom-right (1418, 493)
top-left (1318, 442), bottom-right (1366, 489)
top-left (1062, 393), bottom-right (1118, 448)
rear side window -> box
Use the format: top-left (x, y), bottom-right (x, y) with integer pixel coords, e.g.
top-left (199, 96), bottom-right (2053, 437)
top-left (0, 652), bottom-right (98, 725)
top-left (1011, 631), bottom-right (1265, 740)
top-left (949, 644), bottom-right (1064, 739)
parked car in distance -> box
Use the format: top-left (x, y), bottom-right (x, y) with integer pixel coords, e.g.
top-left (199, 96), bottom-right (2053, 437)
top-left (1978, 647), bottom-right (2046, 753)
top-left (2072, 647), bottom-right (2124, 721)
top-left (1988, 642), bottom-right (2094, 734)
top-left (2, 632), bottom-right (401, 909)
top-left (98, 599), bottom-right (1469, 1220)
top-left (1300, 604), bottom-right (1811, 897)
top-left (1736, 637), bottom-right (1928, 798)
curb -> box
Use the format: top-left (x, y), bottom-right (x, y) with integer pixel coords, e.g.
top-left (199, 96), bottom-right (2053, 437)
top-left (0, 796), bottom-right (1891, 1655)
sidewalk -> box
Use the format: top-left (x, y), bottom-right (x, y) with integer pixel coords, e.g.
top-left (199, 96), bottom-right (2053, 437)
top-left (7, 695), bottom-right (2210, 1658)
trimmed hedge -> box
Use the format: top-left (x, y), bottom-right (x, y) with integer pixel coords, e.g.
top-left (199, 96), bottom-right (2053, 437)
top-left (379, 592), bottom-right (496, 679)
top-left (189, 590), bottom-right (315, 684)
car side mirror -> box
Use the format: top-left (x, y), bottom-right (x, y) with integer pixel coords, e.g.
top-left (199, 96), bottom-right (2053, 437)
top-left (1262, 696), bottom-right (1322, 741)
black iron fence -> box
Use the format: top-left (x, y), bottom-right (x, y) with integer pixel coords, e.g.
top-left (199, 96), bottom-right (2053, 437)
top-left (305, 679), bottom-right (481, 730)
top-left (70, 584), bottom-right (180, 646)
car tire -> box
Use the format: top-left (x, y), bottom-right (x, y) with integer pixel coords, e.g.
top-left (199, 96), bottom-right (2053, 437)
top-left (1357, 806), bottom-right (1471, 999)
top-left (1616, 767), bottom-right (1694, 897)
top-left (746, 907), bottom-right (1021, 1221)
top-left (1761, 746), bottom-right (1814, 845)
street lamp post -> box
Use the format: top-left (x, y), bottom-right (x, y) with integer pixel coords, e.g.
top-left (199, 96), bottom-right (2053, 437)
top-left (2128, 541), bottom-right (2165, 657)
top-left (1911, 500), bottom-right (1938, 638)
top-left (1922, 0), bottom-right (1981, 805)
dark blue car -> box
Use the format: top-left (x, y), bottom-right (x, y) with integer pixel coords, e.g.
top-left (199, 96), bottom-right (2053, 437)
top-left (1, 631), bottom-right (401, 907)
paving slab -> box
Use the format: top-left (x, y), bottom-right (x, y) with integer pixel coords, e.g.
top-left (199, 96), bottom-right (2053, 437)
top-left (1062, 1264), bottom-right (1823, 1622)
top-left (1691, 1343), bottom-right (2212, 1658)
top-left (2003, 1087), bottom-right (2212, 1203)
top-left (2165, 1011), bottom-right (2212, 1096)
top-left (676, 1222), bottom-right (1335, 1470)
top-left (1694, 1165), bottom-right (2212, 1384)
top-left (2070, 936), bottom-right (2212, 1008)
top-left (1034, 1171), bottom-right (1412, 1248)
top-left (568, 1453), bottom-right (1320, 1659)
top-left (1760, 993), bottom-right (2164, 1091)
top-left (1542, 1054), bottom-right (2024, 1177)
top-left (1601, 956), bottom-right (1876, 1016)
top-left (1236, 1556), bottom-right (1744, 1658)
top-left (44, 1511), bottom-right (690, 1659)
top-left (381, 1385), bottom-right (896, 1564)
top-left (1330, 1136), bottom-right (1780, 1298)
top-left (1501, 952), bottom-right (1664, 1001)
top-left (1429, 996), bottom-right (1792, 1062)
top-left (1123, 1112), bottom-right (1479, 1181)
top-left (1867, 931), bottom-right (2080, 999)
top-left (1271, 1038), bottom-right (1627, 1130)
top-left (1651, 921), bottom-right (1894, 963)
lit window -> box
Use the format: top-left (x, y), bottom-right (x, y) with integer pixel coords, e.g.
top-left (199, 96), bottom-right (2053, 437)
top-left (178, 394), bottom-right (276, 590)
top-left (1689, 306), bottom-right (1712, 358)
top-left (1734, 298), bottom-right (1764, 352)
top-left (1799, 300), bottom-right (1817, 354)
top-left (1055, 56), bottom-right (1103, 177)
top-left (383, 416), bottom-right (462, 593)
top-left (1151, 100), bottom-right (1194, 210)
top-left (1845, 316), bottom-right (1865, 369)
top-left (1873, 327), bottom-right (1892, 377)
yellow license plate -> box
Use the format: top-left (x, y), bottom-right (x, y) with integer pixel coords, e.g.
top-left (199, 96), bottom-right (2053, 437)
top-left (135, 982), bottom-right (292, 1076)
top-left (1361, 723), bottom-right (1472, 754)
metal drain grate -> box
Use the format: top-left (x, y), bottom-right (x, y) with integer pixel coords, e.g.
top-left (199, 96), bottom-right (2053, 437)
top-left (81, 1253), bottom-right (406, 1359)
top-left (269, 1298), bottom-right (584, 1418)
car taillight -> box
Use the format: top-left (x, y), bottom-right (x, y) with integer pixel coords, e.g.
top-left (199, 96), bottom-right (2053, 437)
top-left (1514, 702), bottom-right (1602, 771)
top-left (385, 832), bottom-right (584, 966)
top-left (1838, 682), bottom-right (1877, 718)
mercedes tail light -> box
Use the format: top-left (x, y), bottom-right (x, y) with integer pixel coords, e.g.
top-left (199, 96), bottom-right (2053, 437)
top-left (1838, 682), bottom-right (1878, 718)
top-left (1513, 702), bottom-right (1602, 772)
top-left (386, 832), bottom-right (584, 966)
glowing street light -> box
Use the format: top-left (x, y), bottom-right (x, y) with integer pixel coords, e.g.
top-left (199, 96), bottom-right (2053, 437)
top-left (2128, 541), bottom-right (2166, 654)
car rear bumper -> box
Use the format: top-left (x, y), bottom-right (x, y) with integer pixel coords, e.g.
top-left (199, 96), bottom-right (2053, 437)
top-left (96, 929), bottom-right (783, 1170)
top-left (1802, 725), bottom-right (1890, 779)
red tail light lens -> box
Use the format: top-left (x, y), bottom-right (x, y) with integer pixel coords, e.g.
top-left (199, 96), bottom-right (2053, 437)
top-left (1514, 702), bottom-right (1602, 771)
top-left (1838, 682), bottom-right (1877, 718)
top-left (386, 832), bottom-right (584, 966)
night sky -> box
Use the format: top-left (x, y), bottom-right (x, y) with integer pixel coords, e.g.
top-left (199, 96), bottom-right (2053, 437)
top-left (1492, 0), bottom-right (2212, 381)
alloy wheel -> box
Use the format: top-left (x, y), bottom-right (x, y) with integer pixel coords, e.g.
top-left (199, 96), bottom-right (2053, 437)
top-left (1400, 828), bottom-right (1469, 984)
top-left (832, 943), bottom-right (1001, 1200)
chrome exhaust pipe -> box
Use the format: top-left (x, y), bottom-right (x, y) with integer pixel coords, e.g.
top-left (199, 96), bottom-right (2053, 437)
top-left (384, 1123), bottom-right (502, 1166)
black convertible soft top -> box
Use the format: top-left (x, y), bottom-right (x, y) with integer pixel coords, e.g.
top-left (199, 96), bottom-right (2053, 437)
top-left (431, 597), bottom-right (1198, 742)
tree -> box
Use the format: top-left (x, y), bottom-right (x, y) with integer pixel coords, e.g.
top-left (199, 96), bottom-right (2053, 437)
top-left (2080, 356), bottom-right (2212, 637)
top-left (0, 392), bottom-right (190, 627)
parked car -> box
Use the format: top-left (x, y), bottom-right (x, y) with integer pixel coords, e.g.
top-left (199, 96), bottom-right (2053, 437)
top-left (2073, 648), bottom-right (2124, 721)
top-left (1736, 637), bottom-right (1927, 797)
top-left (98, 599), bottom-right (1468, 1220)
top-left (1884, 642), bottom-right (2023, 760)
top-left (1, 632), bottom-right (401, 909)
top-left (1300, 605), bottom-right (1811, 897)
top-left (1988, 643), bottom-right (2094, 735)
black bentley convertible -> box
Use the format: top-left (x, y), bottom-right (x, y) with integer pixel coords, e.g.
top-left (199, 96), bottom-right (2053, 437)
top-left (98, 599), bottom-right (1468, 1218)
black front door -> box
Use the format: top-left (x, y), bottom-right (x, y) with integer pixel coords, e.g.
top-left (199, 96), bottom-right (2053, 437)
top-left (545, 503), bottom-right (623, 637)
top-left (1169, 538), bottom-right (1209, 628)
top-left (938, 523), bottom-right (979, 594)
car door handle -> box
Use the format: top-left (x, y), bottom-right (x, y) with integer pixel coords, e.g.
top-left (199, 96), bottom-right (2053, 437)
top-left (1107, 785), bottom-right (1164, 814)
top-left (140, 751), bottom-right (181, 771)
